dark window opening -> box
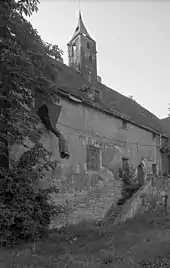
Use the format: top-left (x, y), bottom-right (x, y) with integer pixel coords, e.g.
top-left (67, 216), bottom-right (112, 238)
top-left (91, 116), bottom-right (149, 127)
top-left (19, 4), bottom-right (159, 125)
top-left (122, 119), bottom-right (127, 130)
top-left (88, 71), bottom-right (92, 82)
top-left (77, 62), bottom-right (81, 71)
top-left (86, 145), bottom-right (100, 171)
top-left (76, 26), bottom-right (79, 32)
top-left (122, 157), bottom-right (129, 171)
top-left (152, 164), bottom-right (157, 175)
top-left (87, 42), bottom-right (90, 49)
top-left (168, 156), bottom-right (170, 174)
top-left (89, 55), bottom-right (92, 63)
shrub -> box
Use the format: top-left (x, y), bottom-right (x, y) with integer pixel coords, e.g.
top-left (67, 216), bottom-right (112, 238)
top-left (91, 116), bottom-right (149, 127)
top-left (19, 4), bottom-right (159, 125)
top-left (0, 143), bottom-right (61, 247)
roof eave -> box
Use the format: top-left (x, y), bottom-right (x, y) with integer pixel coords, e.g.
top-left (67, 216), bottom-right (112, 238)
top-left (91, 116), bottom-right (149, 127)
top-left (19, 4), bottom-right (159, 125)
top-left (57, 90), bottom-right (166, 137)
top-left (67, 32), bottom-right (95, 46)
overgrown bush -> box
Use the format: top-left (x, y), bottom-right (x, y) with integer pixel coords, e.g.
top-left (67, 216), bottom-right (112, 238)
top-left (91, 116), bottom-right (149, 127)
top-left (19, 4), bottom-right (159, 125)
top-left (0, 0), bottom-right (65, 246)
top-left (117, 166), bottom-right (139, 205)
top-left (0, 143), bottom-right (62, 247)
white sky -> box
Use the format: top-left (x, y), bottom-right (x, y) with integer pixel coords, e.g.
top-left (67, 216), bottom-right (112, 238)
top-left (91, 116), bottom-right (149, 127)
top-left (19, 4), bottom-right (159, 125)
top-left (29, 0), bottom-right (170, 119)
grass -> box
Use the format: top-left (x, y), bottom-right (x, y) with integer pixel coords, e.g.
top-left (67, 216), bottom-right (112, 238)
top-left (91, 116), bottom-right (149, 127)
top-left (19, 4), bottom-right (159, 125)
top-left (1, 210), bottom-right (170, 267)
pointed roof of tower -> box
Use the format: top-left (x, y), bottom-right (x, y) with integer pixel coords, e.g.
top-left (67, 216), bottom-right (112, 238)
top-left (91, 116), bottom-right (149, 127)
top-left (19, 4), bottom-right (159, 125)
top-left (68, 12), bottom-right (94, 43)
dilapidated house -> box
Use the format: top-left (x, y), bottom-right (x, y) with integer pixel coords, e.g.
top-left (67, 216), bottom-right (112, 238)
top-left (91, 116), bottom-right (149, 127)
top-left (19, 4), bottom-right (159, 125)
top-left (10, 12), bottom-right (169, 226)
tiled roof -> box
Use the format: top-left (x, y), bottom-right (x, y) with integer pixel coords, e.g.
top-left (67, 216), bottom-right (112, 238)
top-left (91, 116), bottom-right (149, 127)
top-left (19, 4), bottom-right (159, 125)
top-left (52, 60), bottom-right (165, 136)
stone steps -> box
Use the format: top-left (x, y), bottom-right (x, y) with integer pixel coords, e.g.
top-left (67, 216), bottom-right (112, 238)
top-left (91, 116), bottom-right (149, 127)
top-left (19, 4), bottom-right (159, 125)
top-left (105, 204), bottom-right (124, 222)
top-left (105, 185), bottom-right (145, 223)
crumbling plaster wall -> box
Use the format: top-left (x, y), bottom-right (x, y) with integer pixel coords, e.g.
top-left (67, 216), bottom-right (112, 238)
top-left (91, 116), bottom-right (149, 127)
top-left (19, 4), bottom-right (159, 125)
top-left (10, 97), bottom-right (161, 228)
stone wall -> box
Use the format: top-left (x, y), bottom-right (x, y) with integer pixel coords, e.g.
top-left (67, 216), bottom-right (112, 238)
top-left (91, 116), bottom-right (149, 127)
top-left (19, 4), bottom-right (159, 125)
top-left (114, 176), bottom-right (169, 224)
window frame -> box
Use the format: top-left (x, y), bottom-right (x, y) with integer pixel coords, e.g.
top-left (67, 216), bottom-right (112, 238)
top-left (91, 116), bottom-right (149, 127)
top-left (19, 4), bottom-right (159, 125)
top-left (86, 145), bottom-right (101, 172)
top-left (122, 157), bottom-right (129, 170)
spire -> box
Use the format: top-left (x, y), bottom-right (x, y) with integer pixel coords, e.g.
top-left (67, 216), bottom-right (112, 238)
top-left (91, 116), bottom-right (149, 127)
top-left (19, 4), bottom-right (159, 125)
top-left (78, 0), bottom-right (81, 13)
top-left (70, 11), bottom-right (93, 42)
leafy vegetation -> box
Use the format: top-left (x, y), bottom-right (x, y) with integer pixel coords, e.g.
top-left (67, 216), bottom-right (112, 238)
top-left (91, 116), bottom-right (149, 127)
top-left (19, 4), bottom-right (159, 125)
top-left (0, 0), bottom-right (63, 246)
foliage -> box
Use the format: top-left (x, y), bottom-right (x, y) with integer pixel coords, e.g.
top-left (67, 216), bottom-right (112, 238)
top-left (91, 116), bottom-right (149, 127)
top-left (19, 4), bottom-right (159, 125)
top-left (0, 143), bottom-right (63, 246)
top-left (0, 0), bottom-right (64, 246)
top-left (0, 0), bottom-right (63, 146)
top-left (117, 166), bottom-right (139, 205)
top-left (118, 165), bottom-right (137, 185)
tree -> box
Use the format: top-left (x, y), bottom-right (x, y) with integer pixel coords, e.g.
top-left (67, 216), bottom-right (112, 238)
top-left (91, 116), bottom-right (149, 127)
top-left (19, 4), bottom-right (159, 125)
top-left (0, 0), bottom-right (64, 245)
top-left (0, 0), bottom-right (63, 166)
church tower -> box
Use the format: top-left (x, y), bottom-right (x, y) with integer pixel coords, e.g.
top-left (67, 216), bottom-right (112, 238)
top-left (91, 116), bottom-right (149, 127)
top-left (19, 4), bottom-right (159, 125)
top-left (67, 12), bottom-right (97, 83)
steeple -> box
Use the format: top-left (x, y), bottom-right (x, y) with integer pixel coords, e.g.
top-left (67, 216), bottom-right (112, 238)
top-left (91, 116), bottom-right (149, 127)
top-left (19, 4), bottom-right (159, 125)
top-left (69, 12), bottom-right (93, 42)
top-left (67, 12), bottom-right (97, 82)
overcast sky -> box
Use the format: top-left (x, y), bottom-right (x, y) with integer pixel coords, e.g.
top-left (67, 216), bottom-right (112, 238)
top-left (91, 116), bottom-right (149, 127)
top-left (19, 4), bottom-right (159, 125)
top-left (29, 0), bottom-right (170, 119)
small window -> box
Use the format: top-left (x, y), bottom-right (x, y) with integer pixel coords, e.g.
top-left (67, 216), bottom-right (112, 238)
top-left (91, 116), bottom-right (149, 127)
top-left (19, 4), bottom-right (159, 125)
top-left (122, 119), bottom-right (127, 130)
top-left (88, 71), bottom-right (92, 82)
top-left (72, 43), bottom-right (76, 56)
top-left (152, 164), bottom-right (157, 175)
top-left (77, 62), bottom-right (81, 72)
top-left (75, 26), bottom-right (79, 32)
top-left (122, 157), bottom-right (129, 170)
top-left (86, 145), bottom-right (100, 171)
top-left (87, 42), bottom-right (90, 49)
top-left (152, 133), bottom-right (156, 140)
top-left (89, 55), bottom-right (92, 63)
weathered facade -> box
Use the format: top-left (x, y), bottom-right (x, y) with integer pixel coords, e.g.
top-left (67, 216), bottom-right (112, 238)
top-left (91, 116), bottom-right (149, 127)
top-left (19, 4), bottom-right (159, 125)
top-left (10, 12), bottom-right (169, 227)
top-left (160, 117), bottom-right (170, 174)
top-left (37, 93), bottom-right (167, 227)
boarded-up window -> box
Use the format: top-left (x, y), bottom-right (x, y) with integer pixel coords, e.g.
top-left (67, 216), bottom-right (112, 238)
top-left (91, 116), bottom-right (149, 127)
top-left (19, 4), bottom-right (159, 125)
top-left (86, 145), bottom-right (100, 171)
top-left (122, 157), bottom-right (129, 170)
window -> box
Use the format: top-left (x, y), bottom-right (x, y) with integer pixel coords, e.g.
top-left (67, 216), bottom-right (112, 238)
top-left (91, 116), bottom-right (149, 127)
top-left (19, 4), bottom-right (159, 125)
top-left (122, 157), bottom-right (129, 170)
top-left (122, 119), bottom-right (127, 130)
top-left (72, 43), bottom-right (76, 59)
top-left (75, 26), bottom-right (79, 32)
top-left (87, 42), bottom-right (90, 49)
top-left (89, 55), bottom-right (92, 63)
top-left (152, 164), bottom-right (157, 175)
top-left (72, 43), bottom-right (76, 53)
top-left (77, 62), bottom-right (81, 72)
top-left (86, 145), bottom-right (100, 171)
top-left (152, 133), bottom-right (156, 140)
top-left (88, 71), bottom-right (92, 82)
top-left (168, 156), bottom-right (170, 174)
